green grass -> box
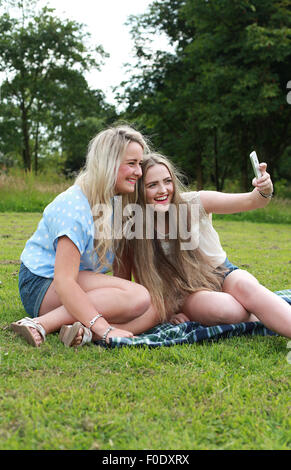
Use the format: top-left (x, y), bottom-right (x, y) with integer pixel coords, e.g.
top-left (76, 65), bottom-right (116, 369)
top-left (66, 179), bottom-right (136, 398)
top-left (0, 170), bottom-right (71, 212)
top-left (213, 198), bottom-right (291, 224)
top-left (0, 213), bottom-right (291, 450)
top-left (1, 171), bottom-right (291, 224)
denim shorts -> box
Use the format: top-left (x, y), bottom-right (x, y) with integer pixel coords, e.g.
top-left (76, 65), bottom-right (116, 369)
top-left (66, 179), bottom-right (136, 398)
top-left (18, 263), bottom-right (53, 318)
top-left (222, 257), bottom-right (239, 278)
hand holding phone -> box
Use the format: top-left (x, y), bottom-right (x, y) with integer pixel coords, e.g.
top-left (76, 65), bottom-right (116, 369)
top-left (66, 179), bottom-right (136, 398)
top-left (249, 151), bottom-right (262, 179)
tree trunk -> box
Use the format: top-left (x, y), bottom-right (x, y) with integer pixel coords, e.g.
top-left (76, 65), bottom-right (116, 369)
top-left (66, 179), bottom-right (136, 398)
top-left (196, 151), bottom-right (203, 190)
top-left (34, 120), bottom-right (39, 175)
top-left (237, 124), bottom-right (249, 192)
top-left (20, 102), bottom-right (31, 171)
top-left (213, 129), bottom-right (220, 191)
top-left (241, 150), bottom-right (248, 192)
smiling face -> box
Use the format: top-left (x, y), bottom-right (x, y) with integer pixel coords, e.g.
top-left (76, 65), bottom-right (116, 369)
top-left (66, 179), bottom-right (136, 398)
top-left (114, 141), bottom-right (144, 194)
top-left (144, 163), bottom-right (174, 212)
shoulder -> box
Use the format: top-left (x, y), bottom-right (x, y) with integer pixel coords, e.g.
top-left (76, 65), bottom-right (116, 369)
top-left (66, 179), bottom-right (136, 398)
top-left (44, 185), bottom-right (91, 219)
top-left (56, 185), bottom-right (89, 207)
top-left (43, 185), bottom-right (93, 244)
top-left (180, 191), bottom-right (207, 211)
top-left (180, 191), bottom-right (200, 204)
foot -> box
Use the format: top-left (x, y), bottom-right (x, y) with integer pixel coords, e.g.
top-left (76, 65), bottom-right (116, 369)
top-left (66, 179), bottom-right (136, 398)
top-left (10, 317), bottom-right (46, 347)
top-left (27, 323), bottom-right (44, 346)
top-left (72, 326), bottom-right (84, 346)
top-left (59, 323), bottom-right (135, 347)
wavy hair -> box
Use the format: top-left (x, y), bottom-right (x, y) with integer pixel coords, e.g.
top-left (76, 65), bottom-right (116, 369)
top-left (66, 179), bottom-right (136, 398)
top-left (75, 124), bottom-right (150, 271)
top-left (120, 153), bottom-right (225, 321)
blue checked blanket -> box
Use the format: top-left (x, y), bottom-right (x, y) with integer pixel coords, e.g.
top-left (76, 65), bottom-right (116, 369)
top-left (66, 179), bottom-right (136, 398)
top-left (101, 290), bottom-right (291, 348)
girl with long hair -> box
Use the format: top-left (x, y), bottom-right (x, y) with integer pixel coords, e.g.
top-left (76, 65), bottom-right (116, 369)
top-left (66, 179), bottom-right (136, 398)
top-left (11, 125), bottom-right (152, 347)
top-left (113, 153), bottom-right (291, 339)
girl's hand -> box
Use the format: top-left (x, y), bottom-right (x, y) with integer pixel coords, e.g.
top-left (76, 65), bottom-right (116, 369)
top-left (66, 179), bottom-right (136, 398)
top-left (169, 313), bottom-right (191, 325)
top-left (107, 328), bottom-right (136, 343)
top-left (252, 163), bottom-right (273, 195)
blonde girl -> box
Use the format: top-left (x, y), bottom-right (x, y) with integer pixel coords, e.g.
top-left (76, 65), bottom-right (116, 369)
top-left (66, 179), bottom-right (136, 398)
top-left (11, 125), bottom-right (151, 347)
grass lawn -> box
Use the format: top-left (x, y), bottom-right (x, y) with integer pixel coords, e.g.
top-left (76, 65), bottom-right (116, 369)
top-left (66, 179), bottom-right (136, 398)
top-left (0, 213), bottom-right (290, 450)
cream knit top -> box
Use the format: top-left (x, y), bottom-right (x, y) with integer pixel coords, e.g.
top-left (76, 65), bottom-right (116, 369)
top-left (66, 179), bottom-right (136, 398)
top-left (160, 191), bottom-right (226, 268)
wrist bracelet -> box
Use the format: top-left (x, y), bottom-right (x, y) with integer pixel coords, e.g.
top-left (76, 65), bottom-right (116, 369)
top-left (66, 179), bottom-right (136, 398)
top-left (89, 313), bottom-right (103, 330)
top-left (102, 326), bottom-right (115, 344)
top-left (259, 191), bottom-right (273, 199)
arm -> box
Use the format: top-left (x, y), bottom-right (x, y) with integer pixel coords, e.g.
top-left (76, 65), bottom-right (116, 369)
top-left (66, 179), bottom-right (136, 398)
top-left (54, 236), bottom-right (111, 332)
top-left (199, 163), bottom-right (273, 214)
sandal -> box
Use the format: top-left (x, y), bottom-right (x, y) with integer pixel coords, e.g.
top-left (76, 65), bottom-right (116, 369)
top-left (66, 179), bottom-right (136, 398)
top-left (59, 322), bottom-right (92, 347)
top-left (10, 317), bottom-right (46, 347)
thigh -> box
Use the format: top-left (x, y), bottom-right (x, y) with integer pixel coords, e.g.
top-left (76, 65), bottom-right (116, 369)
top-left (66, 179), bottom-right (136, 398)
top-left (182, 290), bottom-right (247, 325)
top-left (39, 271), bottom-right (142, 316)
top-left (222, 269), bottom-right (260, 297)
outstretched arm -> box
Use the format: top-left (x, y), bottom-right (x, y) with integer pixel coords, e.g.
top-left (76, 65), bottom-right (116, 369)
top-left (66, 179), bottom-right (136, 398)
top-left (199, 163), bottom-right (273, 214)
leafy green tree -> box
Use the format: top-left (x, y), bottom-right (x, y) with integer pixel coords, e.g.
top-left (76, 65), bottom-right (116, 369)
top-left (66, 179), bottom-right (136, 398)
top-left (0, 0), bottom-right (109, 172)
top-left (122, 0), bottom-right (291, 190)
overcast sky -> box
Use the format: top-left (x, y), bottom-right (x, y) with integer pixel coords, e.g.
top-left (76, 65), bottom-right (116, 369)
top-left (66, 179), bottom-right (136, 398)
top-left (39, 0), bottom-right (171, 107)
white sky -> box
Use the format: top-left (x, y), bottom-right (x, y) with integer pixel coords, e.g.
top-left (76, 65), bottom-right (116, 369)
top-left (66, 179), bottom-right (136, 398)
top-left (38, 0), bottom-right (172, 108)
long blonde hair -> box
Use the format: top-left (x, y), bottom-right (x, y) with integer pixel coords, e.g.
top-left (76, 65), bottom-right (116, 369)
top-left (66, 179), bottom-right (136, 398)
top-left (75, 125), bottom-right (150, 271)
top-left (120, 153), bottom-right (225, 321)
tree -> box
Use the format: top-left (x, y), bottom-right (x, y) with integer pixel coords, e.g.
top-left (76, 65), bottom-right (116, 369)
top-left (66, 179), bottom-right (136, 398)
top-left (0, 0), bottom-right (109, 172)
top-left (122, 0), bottom-right (291, 190)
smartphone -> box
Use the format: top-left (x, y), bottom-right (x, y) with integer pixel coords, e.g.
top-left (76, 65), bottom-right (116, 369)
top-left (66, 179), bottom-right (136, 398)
top-left (249, 151), bottom-right (262, 179)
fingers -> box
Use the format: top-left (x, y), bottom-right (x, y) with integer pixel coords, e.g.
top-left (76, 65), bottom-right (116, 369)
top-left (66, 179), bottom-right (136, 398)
top-left (252, 162), bottom-right (273, 193)
top-left (107, 328), bottom-right (134, 342)
top-left (169, 313), bottom-right (190, 324)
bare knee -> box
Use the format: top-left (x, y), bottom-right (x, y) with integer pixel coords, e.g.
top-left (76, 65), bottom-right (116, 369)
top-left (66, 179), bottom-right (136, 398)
top-left (225, 271), bottom-right (260, 301)
top-left (184, 291), bottom-right (248, 325)
top-left (123, 283), bottom-right (151, 320)
top-left (214, 298), bottom-right (248, 324)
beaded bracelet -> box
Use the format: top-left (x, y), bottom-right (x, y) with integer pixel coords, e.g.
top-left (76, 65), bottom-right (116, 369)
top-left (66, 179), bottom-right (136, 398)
top-left (102, 326), bottom-right (115, 344)
top-left (259, 191), bottom-right (273, 199)
top-left (89, 313), bottom-right (103, 331)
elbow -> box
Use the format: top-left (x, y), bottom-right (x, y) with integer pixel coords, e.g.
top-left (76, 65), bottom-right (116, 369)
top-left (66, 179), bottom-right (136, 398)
top-left (53, 275), bottom-right (76, 300)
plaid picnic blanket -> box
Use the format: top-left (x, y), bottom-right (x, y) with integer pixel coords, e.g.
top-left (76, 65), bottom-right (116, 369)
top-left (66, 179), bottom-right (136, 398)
top-left (101, 290), bottom-right (291, 348)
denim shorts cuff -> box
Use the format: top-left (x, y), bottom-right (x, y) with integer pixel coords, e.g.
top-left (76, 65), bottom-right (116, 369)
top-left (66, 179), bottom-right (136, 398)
top-left (222, 257), bottom-right (239, 279)
top-left (19, 263), bottom-right (53, 318)
top-left (33, 278), bottom-right (53, 317)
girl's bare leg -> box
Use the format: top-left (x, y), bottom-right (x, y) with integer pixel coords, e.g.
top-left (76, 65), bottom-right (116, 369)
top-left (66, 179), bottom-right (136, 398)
top-left (24, 271), bottom-right (151, 345)
top-left (223, 269), bottom-right (291, 338)
top-left (181, 290), bottom-right (258, 326)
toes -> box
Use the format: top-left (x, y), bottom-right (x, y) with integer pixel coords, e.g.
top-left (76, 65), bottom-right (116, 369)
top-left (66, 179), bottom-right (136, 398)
top-left (72, 329), bottom-right (84, 346)
top-left (29, 327), bottom-right (42, 344)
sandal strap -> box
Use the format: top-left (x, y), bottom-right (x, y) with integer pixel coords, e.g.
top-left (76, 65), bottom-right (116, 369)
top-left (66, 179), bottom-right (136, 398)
top-left (81, 325), bottom-right (92, 345)
top-left (16, 317), bottom-right (46, 341)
